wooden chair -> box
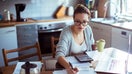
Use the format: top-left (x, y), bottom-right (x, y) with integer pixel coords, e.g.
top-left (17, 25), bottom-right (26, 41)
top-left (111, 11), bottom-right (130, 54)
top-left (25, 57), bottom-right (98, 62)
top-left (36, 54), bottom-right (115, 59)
top-left (0, 67), bottom-right (2, 74)
top-left (51, 36), bottom-right (59, 58)
top-left (2, 42), bottom-right (42, 66)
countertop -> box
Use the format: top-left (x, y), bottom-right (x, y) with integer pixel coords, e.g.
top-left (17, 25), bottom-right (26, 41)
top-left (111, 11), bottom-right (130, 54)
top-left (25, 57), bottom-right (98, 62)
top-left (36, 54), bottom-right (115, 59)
top-left (91, 18), bottom-right (132, 31)
top-left (1, 17), bottom-right (131, 31)
top-left (0, 16), bottom-right (73, 27)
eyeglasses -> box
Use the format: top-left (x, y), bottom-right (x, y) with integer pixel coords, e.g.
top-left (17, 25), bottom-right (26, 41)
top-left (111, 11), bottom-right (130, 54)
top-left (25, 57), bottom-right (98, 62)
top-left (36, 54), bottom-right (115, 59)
top-left (74, 20), bottom-right (89, 26)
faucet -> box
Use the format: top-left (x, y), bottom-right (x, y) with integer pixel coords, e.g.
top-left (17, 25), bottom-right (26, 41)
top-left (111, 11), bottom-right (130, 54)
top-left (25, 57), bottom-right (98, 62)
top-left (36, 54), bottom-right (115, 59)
top-left (103, 1), bottom-right (118, 21)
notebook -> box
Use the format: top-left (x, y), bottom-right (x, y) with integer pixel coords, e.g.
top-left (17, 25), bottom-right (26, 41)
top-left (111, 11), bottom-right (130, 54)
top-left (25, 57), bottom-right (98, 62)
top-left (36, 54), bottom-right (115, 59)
top-left (75, 54), bottom-right (93, 63)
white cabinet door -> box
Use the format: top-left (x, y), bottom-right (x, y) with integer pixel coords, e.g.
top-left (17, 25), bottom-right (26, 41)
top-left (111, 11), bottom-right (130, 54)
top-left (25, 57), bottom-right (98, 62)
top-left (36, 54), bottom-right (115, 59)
top-left (0, 26), bottom-right (18, 67)
top-left (89, 22), bottom-right (112, 48)
top-left (111, 27), bottom-right (130, 52)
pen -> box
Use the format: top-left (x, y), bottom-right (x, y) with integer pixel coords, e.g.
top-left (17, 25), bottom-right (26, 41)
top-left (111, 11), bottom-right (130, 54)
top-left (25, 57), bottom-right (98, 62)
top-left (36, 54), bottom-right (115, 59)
top-left (69, 62), bottom-right (73, 69)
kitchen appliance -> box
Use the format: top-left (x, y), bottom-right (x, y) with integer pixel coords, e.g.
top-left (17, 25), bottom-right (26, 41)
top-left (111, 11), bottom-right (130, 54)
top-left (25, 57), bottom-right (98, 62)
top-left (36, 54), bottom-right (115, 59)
top-left (111, 27), bottom-right (130, 52)
top-left (15, 3), bottom-right (26, 22)
top-left (37, 22), bottom-right (67, 54)
top-left (20, 61), bottom-right (39, 74)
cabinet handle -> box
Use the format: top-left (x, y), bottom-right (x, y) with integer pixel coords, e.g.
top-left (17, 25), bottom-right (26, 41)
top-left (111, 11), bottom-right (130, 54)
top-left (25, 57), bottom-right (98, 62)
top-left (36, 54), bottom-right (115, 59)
top-left (121, 31), bottom-right (127, 36)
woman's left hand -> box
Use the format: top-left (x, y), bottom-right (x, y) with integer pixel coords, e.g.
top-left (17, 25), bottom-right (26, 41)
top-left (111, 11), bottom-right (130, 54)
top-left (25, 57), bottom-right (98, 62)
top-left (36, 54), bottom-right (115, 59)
top-left (67, 67), bottom-right (79, 74)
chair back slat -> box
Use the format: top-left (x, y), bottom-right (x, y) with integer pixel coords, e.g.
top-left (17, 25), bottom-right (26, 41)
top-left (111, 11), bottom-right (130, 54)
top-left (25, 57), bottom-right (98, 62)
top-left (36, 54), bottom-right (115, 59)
top-left (2, 42), bottom-right (42, 66)
top-left (51, 36), bottom-right (59, 58)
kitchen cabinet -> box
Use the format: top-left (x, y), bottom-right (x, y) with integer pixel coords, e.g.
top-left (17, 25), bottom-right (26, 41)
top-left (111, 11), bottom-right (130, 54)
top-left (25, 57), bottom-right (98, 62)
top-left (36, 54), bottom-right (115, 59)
top-left (89, 22), bottom-right (112, 48)
top-left (0, 26), bottom-right (18, 67)
top-left (111, 27), bottom-right (130, 52)
top-left (16, 24), bottom-right (38, 61)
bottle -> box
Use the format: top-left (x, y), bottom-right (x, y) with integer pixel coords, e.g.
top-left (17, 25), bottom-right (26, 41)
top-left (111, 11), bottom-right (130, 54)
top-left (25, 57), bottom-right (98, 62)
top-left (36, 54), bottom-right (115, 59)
top-left (0, 14), bottom-right (2, 21)
top-left (3, 9), bottom-right (10, 21)
top-left (85, 0), bottom-right (89, 8)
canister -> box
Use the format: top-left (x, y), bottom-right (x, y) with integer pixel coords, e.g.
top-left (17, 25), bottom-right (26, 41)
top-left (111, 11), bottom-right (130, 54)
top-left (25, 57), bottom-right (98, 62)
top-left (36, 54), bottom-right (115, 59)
top-left (67, 6), bottom-right (74, 16)
top-left (91, 10), bottom-right (98, 18)
top-left (3, 10), bottom-right (10, 21)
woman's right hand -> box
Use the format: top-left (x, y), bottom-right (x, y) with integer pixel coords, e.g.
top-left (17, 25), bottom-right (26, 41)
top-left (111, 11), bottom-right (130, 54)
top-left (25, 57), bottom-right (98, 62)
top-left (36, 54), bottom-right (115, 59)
top-left (67, 67), bottom-right (79, 74)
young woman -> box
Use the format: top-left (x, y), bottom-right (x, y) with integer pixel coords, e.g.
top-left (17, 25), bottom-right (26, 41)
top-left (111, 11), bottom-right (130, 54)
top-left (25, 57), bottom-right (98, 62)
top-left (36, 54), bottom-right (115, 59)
top-left (56, 4), bottom-right (95, 74)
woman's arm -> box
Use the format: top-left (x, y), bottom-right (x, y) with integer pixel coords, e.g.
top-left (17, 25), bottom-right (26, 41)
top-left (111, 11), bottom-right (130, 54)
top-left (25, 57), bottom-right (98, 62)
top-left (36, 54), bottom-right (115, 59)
top-left (58, 56), bottom-right (79, 74)
top-left (56, 26), bottom-right (78, 74)
top-left (58, 56), bottom-right (71, 69)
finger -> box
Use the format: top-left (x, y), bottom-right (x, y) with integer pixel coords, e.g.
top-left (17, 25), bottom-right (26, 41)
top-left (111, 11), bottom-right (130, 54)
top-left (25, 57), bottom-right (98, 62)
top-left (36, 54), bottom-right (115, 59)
top-left (73, 67), bottom-right (79, 72)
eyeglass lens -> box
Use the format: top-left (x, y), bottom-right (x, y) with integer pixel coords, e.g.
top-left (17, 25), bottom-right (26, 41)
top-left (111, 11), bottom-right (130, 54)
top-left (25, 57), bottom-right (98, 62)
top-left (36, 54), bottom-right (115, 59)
top-left (74, 20), bottom-right (88, 26)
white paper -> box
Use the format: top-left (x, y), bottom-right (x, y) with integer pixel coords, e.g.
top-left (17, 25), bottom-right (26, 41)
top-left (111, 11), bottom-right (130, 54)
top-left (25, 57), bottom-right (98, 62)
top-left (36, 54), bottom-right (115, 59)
top-left (71, 62), bottom-right (90, 71)
top-left (66, 56), bottom-right (79, 63)
top-left (77, 68), bottom-right (96, 74)
top-left (53, 70), bottom-right (67, 74)
top-left (95, 58), bottom-right (126, 74)
top-left (127, 54), bottom-right (132, 73)
top-left (66, 56), bottom-right (92, 71)
top-left (53, 68), bottom-right (96, 74)
top-left (13, 61), bottom-right (42, 74)
top-left (53, 56), bottom-right (96, 74)
top-left (94, 48), bottom-right (127, 74)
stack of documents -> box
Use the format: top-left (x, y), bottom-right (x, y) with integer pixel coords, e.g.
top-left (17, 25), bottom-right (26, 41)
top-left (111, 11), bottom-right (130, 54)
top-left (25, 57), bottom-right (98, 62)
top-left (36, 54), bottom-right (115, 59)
top-left (93, 48), bottom-right (127, 74)
top-left (66, 56), bottom-right (90, 71)
top-left (95, 58), bottom-right (126, 74)
top-left (53, 68), bottom-right (96, 74)
top-left (53, 56), bottom-right (96, 74)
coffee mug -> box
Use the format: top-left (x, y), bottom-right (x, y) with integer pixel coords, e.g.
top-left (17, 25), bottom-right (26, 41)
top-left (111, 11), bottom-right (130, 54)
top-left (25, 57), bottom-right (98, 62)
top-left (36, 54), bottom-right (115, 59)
top-left (96, 39), bottom-right (106, 52)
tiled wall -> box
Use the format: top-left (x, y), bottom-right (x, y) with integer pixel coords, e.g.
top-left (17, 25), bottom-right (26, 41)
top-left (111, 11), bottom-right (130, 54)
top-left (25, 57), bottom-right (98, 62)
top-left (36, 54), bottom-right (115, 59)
top-left (0, 0), bottom-right (85, 18)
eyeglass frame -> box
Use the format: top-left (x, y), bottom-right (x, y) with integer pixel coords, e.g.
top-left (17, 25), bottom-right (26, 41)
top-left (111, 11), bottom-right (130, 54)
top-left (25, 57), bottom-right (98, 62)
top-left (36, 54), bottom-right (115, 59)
top-left (74, 20), bottom-right (89, 26)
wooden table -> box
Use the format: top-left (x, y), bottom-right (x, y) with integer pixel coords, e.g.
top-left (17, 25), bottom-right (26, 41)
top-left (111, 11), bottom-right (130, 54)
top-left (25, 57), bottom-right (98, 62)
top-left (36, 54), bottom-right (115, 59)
top-left (0, 59), bottom-right (97, 74)
top-left (1, 48), bottom-right (129, 74)
top-left (1, 65), bottom-right (16, 74)
top-left (1, 66), bottom-right (107, 74)
top-left (0, 59), bottom-right (54, 74)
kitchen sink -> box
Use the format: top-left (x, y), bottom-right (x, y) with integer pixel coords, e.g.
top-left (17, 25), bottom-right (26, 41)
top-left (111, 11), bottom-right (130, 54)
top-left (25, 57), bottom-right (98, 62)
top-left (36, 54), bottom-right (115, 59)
top-left (91, 18), bottom-right (115, 24)
top-left (101, 19), bottom-right (115, 24)
top-left (113, 22), bottom-right (132, 29)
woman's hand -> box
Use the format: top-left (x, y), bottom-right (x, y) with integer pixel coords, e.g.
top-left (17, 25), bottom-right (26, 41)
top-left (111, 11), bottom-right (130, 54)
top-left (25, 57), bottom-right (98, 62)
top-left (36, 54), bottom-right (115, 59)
top-left (57, 56), bottom-right (79, 74)
top-left (67, 67), bottom-right (79, 74)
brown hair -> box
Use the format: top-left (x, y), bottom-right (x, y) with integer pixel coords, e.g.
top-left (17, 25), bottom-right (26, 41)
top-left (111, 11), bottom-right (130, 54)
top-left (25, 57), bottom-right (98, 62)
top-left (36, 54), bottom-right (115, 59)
top-left (73, 4), bottom-right (91, 18)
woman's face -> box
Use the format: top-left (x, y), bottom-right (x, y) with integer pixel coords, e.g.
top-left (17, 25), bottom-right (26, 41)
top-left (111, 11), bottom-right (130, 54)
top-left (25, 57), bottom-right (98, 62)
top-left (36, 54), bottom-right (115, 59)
top-left (73, 13), bottom-right (89, 32)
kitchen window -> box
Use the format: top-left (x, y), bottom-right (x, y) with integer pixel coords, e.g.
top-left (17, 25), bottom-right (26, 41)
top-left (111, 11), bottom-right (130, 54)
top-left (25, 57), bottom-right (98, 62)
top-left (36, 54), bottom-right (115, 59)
top-left (120, 0), bottom-right (132, 18)
top-left (125, 0), bottom-right (132, 14)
